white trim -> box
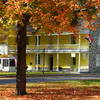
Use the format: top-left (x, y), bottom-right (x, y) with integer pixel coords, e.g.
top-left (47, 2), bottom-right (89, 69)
top-left (78, 34), bottom-right (81, 72)
top-left (78, 53), bottom-right (80, 72)
top-left (57, 53), bottom-right (59, 71)
top-left (36, 35), bottom-right (39, 71)
top-left (66, 53), bottom-right (68, 67)
top-left (57, 35), bottom-right (59, 71)
top-left (36, 53), bottom-right (39, 71)
top-left (88, 52), bottom-right (89, 72)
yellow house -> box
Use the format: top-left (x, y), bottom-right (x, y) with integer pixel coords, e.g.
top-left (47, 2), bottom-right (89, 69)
top-left (8, 28), bottom-right (89, 73)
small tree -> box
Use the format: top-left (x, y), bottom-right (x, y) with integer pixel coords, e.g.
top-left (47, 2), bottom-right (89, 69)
top-left (0, 0), bottom-right (99, 95)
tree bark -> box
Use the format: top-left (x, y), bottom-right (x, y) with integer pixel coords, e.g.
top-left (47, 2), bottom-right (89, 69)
top-left (16, 23), bottom-right (27, 95)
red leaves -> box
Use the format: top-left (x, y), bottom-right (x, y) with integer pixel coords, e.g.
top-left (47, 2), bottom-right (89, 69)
top-left (0, 84), bottom-right (100, 99)
top-left (1, 0), bottom-right (100, 34)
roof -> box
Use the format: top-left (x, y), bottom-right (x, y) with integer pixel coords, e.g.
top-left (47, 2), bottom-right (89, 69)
top-left (0, 55), bottom-right (14, 58)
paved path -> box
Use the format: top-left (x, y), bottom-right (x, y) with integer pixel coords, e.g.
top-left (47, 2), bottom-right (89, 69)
top-left (0, 76), bottom-right (100, 85)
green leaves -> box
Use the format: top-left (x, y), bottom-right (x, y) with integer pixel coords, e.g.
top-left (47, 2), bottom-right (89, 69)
top-left (2, 17), bottom-right (8, 24)
top-left (78, 0), bottom-right (87, 6)
top-left (27, 2), bottom-right (36, 9)
top-left (40, 7), bottom-right (49, 14)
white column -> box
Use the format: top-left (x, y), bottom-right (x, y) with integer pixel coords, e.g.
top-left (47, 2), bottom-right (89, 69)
top-left (78, 33), bottom-right (81, 72)
top-left (66, 53), bottom-right (68, 67)
top-left (57, 35), bottom-right (59, 71)
top-left (6, 35), bottom-right (8, 54)
top-left (36, 35), bottom-right (39, 71)
top-left (57, 53), bottom-right (59, 71)
top-left (88, 51), bottom-right (89, 72)
top-left (46, 54), bottom-right (48, 71)
top-left (78, 53), bottom-right (80, 72)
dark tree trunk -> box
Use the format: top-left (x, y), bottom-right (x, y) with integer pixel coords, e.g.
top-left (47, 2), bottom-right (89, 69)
top-left (16, 23), bottom-right (27, 95)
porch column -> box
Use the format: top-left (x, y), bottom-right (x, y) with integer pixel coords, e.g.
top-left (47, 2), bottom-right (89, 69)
top-left (88, 51), bottom-right (89, 71)
top-left (46, 54), bottom-right (48, 71)
top-left (78, 53), bottom-right (80, 72)
top-left (57, 35), bottom-right (59, 71)
top-left (36, 35), bottom-right (39, 71)
top-left (78, 33), bottom-right (81, 72)
top-left (66, 53), bottom-right (68, 67)
top-left (6, 35), bottom-right (8, 54)
top-left (57, 53), bottom-right (59, 71)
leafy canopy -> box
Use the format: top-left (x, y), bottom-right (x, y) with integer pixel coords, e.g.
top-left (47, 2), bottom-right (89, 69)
top-left (0, 0), bottom-right (100, 34)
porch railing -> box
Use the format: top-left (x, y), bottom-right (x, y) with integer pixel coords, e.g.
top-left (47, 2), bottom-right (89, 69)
top-left (8, 44), bottom-right (89, 52)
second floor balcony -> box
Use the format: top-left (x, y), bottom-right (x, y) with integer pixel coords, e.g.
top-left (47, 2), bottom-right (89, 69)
top-left (8, 44), bottom-right (89, 53)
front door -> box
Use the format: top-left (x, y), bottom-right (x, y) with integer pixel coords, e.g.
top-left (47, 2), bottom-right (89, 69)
top-left (71, 57), bottom-right (76, 72)
top-left (0, 59), bottom-right (2, 70)
top-left (49, 55), bottom-right (53, 71)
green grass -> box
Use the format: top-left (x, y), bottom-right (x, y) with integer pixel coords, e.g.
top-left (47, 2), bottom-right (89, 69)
top-left (0, 71), bottom-right (67, 76)
top-left (26, 71), bottom-right (67, 75)
top-left (0, 72), bottom-right (16, 76)
top-left (0, 71), bottom-right (100, 86)
top-left (46, 80), bottom-right (100, 86)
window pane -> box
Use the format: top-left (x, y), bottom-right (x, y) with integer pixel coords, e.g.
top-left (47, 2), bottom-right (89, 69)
top-left (71, 35), bottom-right (76, 44)
top-left (10, 59), bottom-right (15, 66)
top-left (3, 59), bottom-right (8, 67)
top-left (96, 54), bottom-right (100, 66)
top-left (73, 57), bottom-right (76, 65)
top-left (98, 35), bottom-right (100, 45)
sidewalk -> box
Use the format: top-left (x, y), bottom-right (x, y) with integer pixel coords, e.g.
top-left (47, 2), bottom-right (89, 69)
top-left (0, 72), bottom-right (100, 79)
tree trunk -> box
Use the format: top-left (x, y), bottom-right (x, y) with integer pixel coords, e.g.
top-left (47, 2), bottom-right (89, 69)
top-left (16, 23), bottom-right (27, 95)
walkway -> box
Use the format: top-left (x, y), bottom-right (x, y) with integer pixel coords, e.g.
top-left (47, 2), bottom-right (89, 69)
top-left (0, 75), bottom-right (100, 85)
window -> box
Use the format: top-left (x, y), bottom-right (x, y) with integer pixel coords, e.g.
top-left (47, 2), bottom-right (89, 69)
top-left (36, 54), bottom-right (40, 64)
top-left (9, 59), bottom-right (15, 66)
top-left (73, 57), bottom-right (76, 66)
top-left (3, 59), bottom-right (8, 67)
top-left (71, 35), bottom-right (76, 44)
top-left (98, 35), bottom-right (100, 46)
top-left (96, 54), bottom-right (100, 66)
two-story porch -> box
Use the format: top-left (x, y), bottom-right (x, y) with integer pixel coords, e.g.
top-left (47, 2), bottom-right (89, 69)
top-left (8, 33), bottom-right (89, 72)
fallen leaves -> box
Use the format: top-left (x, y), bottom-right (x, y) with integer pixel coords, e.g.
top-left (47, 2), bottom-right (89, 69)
top-left (0, 83), bottom-right (100, 99)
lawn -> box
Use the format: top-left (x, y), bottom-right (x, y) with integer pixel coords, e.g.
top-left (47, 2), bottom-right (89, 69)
top-left (0, 80), bottom-right (100, 100)
top-left (0, 71), bottom-right (70, 76)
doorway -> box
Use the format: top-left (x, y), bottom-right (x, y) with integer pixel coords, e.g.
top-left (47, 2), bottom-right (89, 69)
top-left (71, 57), bottom-right (76, 72)
top-left (0, 59), bottom-right (2, 70)
top-left (49, 55), bottom-right (53, 71)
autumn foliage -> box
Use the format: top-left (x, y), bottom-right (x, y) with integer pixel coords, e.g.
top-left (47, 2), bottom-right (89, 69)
top-left (0, 0), bottom-right (100, 95)
top-left (0, 0), bottom-right (100, 34)
top-left (0, 83), bottom-right (100, 100)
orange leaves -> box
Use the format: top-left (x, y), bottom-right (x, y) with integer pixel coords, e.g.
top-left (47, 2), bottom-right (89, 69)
top-left (24, 0), bottom-right (34, 4)
top-left (97, 23), bottom-right (100, 28)
top-left (0, 0), bottom-right (99, 34)
top-left (0, 83), bottom-right (100, 99)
